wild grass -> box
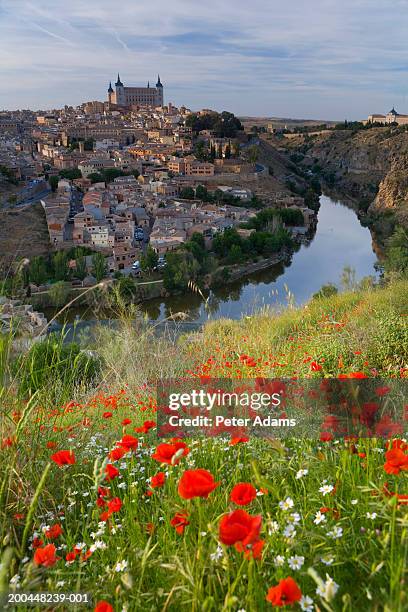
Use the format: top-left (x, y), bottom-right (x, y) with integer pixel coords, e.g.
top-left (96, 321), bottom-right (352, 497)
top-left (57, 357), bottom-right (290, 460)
top-left (0, 280), bottom-right (407, 611)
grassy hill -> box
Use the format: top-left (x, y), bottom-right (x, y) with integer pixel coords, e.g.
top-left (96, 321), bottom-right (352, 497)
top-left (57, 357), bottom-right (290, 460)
top-left (0, 279), bottom-right (407, 611)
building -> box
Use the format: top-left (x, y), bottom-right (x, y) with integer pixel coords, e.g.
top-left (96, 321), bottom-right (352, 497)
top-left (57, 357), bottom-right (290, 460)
top-left (107, 74), bottom-right (164, 107)
top-left (366, 107), bottom-right (408, 126)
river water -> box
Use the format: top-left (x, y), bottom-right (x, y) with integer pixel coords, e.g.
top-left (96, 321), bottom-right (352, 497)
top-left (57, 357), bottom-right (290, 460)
top-left (49, 193), bottom-right (378, 337)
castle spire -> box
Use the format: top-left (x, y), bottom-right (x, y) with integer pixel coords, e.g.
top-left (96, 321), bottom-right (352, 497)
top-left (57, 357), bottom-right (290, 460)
top-left (108, 81), bottom-right (113, 93)
top-left (115, 73), bottom-right (123, 87)
top-left (156, 74), bottom-right (163, 88)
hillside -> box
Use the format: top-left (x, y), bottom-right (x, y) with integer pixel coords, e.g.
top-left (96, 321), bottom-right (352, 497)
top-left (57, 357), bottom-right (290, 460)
top-left (1, 279), bottom-right (407, 611)
top-left (282, 126), bottom-right (408, 229)
top-left (0, 202), bottom-right (50, 274)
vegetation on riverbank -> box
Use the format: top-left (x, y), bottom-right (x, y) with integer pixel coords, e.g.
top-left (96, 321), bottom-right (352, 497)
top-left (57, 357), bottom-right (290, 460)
top-left (0, 277), bottom-right (407, 611)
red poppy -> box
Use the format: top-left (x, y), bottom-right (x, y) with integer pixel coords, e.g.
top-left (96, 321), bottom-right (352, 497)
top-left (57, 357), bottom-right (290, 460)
top-left (46, 441), bottom-right (57, 449)
top-left (310, 361), bottom-right (322, 372)
top-left (219, 509), bottom-right (262, 546)
top-left (122, 418), bottom-right (132, 426)
top-left (94, 600), bottom-right (113, 612)
top-left (230, 483), bottom-right (257, 506)
top-left (152, 441), bottom-right (189, 465)
top-left (117, 434), bottom-right (138, 451)
top-left (109, 446), bottom-right (127, 461)
top-left (45, 524), bottom-right (62, 539)
top-left (32, 536), bottom-right (44, 548)
top-left (103, 412), bottom-right (113, 419)
top-left (51, 450), bottom-right (76, 466)
top-left (107, 497), bottom-right (122, 513)
top-left (236, 538), bottom-right (265, 559)
top-left (266, 577), bottom-right (302, 606)
top-left (105, 464), bottom-right (119, 481)
top-left (170, 511), bottom-right (190, 534)
top-left (33, 543), bottom-right (59, 567)
top-left (384, 448), bottom-right (408, 475)
top-left (178, 469), bottom-right (220, 499)
top-left (230, 436), bottom-right (249, 445)
top-left (375, 385), bottom-right (391, 397)
top-left (151, 472), bottom-right (166, 488)
top-left (135, 420), bottom-right (156, 433)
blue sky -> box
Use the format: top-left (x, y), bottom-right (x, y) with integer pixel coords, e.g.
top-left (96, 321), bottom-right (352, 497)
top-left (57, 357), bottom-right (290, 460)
top-left (1, 0), bottom-right (407, 119)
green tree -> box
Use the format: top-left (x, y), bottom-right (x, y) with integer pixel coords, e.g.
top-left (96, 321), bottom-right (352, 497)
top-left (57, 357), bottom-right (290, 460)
top-left (52, 251), bottom-right (69, 281)
top-left (29, 256), bottom-right (47, 285)
top-left (195, 185), bottom-right (210, 202)
top-left (48, 280), bottom-right (69, 307)
top-left (180, 187), bottom-right (195, 200)
top-left (88, 172), bottom-right (104, 184)
top-left (163, 251), bottom-right (200, 291)
top-left (92, 252), bottom-right (107, 282)
top-left (312, 283), bottom-right (338, 300)
top-left (59, 168), bottom-right (82, 180)
top-left (141, 246), bottom-right (159, 272)
top-left (384, 227), bottom-right (408, 275)
top-left (247, 145), bottom-right (259, 164)
top-left (49, 175), bottom-right (59, 192)
top-left (74, 256), bottom-right (87, 280)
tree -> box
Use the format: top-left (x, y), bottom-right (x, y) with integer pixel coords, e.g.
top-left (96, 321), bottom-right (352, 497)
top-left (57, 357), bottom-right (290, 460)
top-left (48, 281), bottom-right (69, 307)
top-left (92, 252), bottom-right (107, 281)
top-left (180, 187), bottom-right (195, 200)
top-left (312, 283), bottom-right (338, 300)
top-left (340, 266), bottom-right (357, 291)
top-left (59, 168), bottom-right (82, 180)
top-left (141, 246), bottom-right (158, 272)
top-left (74, 256), bottom-right (87, 280)
top-left (163, 250), bottom-right (200, 291)
top-left (195, 185), bottom-right (210, 202)
top-left (384, 226), bottom-right (408, 275)
top-left (29, 256), bottom-right (47, 285)
top-left (49, 175), bottom-right (59, 192)
top-left (88, 172), bottom-right (104, 184)
top-left (52, 251), bottom-right (69, 281)
top-left (247, 145), bottom-right (259, 164)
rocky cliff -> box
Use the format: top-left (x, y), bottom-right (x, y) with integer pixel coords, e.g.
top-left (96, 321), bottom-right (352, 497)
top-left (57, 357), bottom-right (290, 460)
top-left (287, 126), bottom-right (408, 228)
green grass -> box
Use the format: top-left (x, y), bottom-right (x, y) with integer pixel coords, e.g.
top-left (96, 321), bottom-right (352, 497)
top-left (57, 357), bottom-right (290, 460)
top-left (0, 280), bottom-right (407, 611)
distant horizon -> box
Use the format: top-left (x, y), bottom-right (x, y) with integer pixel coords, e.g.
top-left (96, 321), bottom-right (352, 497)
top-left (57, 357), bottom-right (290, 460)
top-left (1, 0), bottom-right (407, 119)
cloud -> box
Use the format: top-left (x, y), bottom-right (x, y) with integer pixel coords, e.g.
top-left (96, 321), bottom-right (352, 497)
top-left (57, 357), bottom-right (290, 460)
top-left (0, 0), bottom-right (407, 118)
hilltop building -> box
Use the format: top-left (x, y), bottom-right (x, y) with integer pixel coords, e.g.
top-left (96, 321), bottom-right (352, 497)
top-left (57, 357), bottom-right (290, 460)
top-left (107, 74), bottom-right (164, 108)
top-left (366, 107), bottom-right (408, 126)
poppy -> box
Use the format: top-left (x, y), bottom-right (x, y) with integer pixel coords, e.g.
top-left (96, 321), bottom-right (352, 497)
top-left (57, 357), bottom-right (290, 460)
top-left (51, 450), bottom-right (76, 466)
top-left (107, 497), bottom-right (122, 513)
top-left (219, 509), bottom-right (262, 546)
top-left (45, 524), bottom-right (62, 539)
top-left (135, 420), bottom-right (156, 433)
top-left (117, 434), bottom-right (138, 451)
top-left (33, 543), bottom-right (59, 567)
top-left (266, 577), bottom-right (302, 606)
top-left (151, 472), bottom-right (166, 488)
top-left (109, 446), bottom-right (127, 461)
top-left (105, 464), bottom-right (119, 481)
top-left (152, 441), bottom-right (189, 465)
top-left (170, 511), bottom-right (190, 534)
top-left (230, 436), bottom-right (249, 446)
top-left (178, 469), bottom-right (220, 499)
top-left (384, 448), bottom-right (408, 475)
top-left (230, 483), bottom-right (257, 506)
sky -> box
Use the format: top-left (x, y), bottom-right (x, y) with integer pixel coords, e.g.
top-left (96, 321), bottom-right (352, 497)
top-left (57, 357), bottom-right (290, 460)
top-left (1, 0), bottom-right (408, 120)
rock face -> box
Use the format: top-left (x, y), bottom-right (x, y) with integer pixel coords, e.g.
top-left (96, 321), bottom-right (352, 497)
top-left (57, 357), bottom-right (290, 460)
top-left (373, 163), bottom-right (408, 225)
top-left (296, 127), bottom-right (408, 227)
top-left (0, 297), bottom-right (47, 336)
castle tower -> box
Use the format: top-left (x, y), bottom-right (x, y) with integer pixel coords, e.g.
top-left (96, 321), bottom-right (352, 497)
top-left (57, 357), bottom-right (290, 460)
top-left (107, 81), bottom-right (114, 104)
top-left (156, 75), bottom-right (164, 107)
top-left (115, 73), bottom-right (125, 105)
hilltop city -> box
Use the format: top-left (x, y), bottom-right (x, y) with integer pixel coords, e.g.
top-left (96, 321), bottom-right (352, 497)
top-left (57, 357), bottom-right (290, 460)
top-left (0, 73), bottom-right (403, 306)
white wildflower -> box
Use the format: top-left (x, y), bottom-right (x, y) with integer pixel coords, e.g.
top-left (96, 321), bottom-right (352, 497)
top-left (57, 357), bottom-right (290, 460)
top-left (288, 555), bottom-right (305, 570)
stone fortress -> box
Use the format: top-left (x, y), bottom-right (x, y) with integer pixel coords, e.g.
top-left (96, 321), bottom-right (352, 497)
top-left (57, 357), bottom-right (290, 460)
top-left (107, 74), bottom-right (164, 108)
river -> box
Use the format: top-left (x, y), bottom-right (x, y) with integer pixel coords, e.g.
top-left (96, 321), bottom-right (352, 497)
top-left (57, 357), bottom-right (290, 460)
top-left (49, 193), bottom-right (378, 338)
